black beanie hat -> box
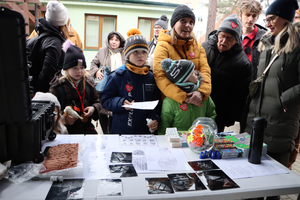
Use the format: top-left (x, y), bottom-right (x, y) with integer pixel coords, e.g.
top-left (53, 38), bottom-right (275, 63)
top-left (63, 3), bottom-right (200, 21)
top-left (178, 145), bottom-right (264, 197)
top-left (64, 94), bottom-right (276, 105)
top-left (154, 14), bottom-right (168, 30)
top-left (62, 39), bottom-right (86, 70)
top-left (124, 28), bottom-right (149, 58)
top-left (266, 0), bottom-right (299, 22)
top-left (171, 5), bottom-right (195, 28)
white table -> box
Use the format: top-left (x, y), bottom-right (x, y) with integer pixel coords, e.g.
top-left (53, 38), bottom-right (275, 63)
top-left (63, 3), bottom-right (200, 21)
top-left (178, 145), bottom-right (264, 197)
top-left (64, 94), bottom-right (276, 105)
top-left (0, 135), bottom-right (299, 200)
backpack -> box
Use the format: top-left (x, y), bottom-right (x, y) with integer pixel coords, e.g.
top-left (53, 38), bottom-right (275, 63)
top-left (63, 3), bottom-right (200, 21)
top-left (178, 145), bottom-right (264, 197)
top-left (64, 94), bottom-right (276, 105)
top-left (26, 32), bottom-right (52, 93)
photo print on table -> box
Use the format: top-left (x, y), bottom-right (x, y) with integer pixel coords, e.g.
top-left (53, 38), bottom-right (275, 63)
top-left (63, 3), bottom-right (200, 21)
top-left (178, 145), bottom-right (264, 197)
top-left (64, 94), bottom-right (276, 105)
top-left (45, 179), bottom-right (85, 200)
top-left (96, 179), bottom-right (123, 197)
top-left (197, 170), bottom-right (240, 190)
top-left (188, 160), bottom-right (220, 171)
top-left (110, 152), bottom-right (132, 163)
top-left (145, 177), bottom-right (174, 194)
top-left (167, 173), bottom-right (207, 192)
top-left (109, 164), bottom-right (137, 178)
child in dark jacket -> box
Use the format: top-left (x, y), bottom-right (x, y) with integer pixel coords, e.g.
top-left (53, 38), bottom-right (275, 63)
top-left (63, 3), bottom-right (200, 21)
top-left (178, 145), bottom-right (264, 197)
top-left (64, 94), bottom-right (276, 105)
top-left (50, 39), bottom-right (101, 134)
top-left (101, 29), bottom-right (161, 134)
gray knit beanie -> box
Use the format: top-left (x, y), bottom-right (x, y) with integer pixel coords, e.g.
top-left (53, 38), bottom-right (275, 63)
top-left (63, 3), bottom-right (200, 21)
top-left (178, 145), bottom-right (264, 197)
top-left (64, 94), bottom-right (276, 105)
top-left (154, 15), bottom-right (168, 30)
top-left (45, 1), bottom-right (68, 27)
top-left (171, 5), bottom-right (195, 28)
top-left (266, 0), bottom-right (299, 22)
top-left (218, 14), bottom-right (242, 40)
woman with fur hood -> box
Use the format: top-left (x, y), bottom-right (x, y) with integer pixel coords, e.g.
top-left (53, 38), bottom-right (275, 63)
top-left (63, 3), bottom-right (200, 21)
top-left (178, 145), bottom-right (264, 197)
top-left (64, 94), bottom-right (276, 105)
top-left (245, 0), bottom-right (300, 171)
top-left (89, 31), bottom-right (126, 134)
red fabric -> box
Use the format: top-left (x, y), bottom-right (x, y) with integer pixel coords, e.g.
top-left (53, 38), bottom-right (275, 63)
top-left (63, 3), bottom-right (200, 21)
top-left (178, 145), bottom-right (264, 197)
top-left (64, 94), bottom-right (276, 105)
top-left (242, 25), bottom-right (258, 62)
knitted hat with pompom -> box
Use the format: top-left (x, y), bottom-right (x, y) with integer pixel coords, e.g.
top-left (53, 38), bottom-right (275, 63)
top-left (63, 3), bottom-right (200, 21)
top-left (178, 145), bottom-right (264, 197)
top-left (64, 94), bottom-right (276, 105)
top-left (161, 58), bottom-right (199, 93)
top-left (62, 39), bottom-right (86, 70)
top-left (154, 14), bottom-right (168, 30)
top-left (124, 28), bottom-right (149, 58)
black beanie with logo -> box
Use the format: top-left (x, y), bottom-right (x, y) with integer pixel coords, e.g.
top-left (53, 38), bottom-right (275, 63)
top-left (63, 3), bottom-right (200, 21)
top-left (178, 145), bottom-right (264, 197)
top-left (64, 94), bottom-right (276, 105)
top-left (62, 39), bottom-right (86, 70)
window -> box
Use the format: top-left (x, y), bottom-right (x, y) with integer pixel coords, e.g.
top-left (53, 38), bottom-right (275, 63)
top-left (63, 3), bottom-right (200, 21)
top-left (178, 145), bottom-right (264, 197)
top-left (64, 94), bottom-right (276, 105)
top-left (85, 14), bottom-right (117, 49)
top-left (138, 17), bottom-right (160, 41)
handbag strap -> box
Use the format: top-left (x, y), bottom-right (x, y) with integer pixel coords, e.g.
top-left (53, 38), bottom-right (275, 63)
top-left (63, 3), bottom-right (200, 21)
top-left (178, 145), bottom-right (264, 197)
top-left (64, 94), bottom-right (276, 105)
top-left (172, 44), bottom-right (186, 59)
top-left (103, 48), bottom-right (109, 67)
top-left (261, 50), bottom-right (281, 78)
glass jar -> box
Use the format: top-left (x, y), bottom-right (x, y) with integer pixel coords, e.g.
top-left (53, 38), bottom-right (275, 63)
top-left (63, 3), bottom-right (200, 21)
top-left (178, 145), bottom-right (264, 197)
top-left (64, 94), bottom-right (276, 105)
top-left (187, 124), bottom-right (215, 154)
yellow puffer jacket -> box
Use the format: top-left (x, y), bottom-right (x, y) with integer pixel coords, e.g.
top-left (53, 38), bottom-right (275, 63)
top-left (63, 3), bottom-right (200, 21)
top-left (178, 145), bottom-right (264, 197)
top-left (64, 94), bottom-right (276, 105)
top-left (153, 30), bottom-right (211, 104)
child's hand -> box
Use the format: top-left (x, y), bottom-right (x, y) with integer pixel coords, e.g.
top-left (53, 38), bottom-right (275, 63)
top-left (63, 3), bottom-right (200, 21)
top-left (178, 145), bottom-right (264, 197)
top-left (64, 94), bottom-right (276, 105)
top-left (123, 100), bottom-right (134, 110)
top-left (65, 114), bottom-right (77, 125)
top-left (148, 120), bottom-right (158, 131)
top-left (83, 106), bottom-right (95, 117)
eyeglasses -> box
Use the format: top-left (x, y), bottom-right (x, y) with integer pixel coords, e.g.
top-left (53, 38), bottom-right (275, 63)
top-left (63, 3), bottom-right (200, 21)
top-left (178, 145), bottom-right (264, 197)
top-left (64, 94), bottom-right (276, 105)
top-left (263, 15), bottom-right (278, 25)
top-left (218, 33), bottom-right (236, 42)
top-left (153, 26), bottom-right (162, 30)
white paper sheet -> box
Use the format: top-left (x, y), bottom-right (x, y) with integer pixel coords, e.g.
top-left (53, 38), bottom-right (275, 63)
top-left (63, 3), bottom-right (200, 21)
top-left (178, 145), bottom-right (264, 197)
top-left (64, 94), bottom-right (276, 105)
top-left (119, 135), bottom-right (158, 147)
top-left (212, 156), bottom-right (289, 180)
top-left (146, 147), bottom-right (192, 171)
top-left (122, 100), bottom-right (159, 110)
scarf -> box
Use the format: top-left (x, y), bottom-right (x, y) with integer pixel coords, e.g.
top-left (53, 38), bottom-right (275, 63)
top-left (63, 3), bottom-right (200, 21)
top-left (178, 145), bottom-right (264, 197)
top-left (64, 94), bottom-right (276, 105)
top-left (126, 62), bottom-right (149, 75)
top-left (109, 49), bottom-right (123, 71)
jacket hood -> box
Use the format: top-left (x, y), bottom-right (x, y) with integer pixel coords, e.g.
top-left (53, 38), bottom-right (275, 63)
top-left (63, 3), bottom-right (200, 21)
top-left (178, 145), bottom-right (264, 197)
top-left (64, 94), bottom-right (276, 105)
top-left (158, 29), bottom-right (196, 47)
top-left (105, 31), bottom-right (125, 53)
top-left (36, 18), bottom-right (65, 41)
top-left (207, 30), bottom-right (243, 54)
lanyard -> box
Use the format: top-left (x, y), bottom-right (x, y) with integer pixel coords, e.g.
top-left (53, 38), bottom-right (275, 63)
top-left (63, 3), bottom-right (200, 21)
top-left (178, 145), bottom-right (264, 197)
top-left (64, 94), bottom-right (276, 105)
top-left (73, 80), bottom-right (86, 113)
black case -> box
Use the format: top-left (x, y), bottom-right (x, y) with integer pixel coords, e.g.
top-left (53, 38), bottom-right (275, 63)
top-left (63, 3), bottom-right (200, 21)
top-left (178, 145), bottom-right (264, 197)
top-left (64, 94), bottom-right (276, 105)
top-left (0, 7), bottom-right (56, 164)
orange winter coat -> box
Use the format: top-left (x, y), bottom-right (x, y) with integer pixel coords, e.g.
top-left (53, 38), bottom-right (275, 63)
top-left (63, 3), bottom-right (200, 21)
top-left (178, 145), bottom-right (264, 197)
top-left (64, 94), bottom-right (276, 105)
top-left (153, 30), bottom-right (211, 104)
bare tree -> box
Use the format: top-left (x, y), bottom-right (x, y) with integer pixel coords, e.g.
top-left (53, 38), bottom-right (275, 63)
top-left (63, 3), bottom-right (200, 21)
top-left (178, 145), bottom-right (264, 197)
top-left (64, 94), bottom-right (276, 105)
top-left (205, 0), bottom-right (217, 41)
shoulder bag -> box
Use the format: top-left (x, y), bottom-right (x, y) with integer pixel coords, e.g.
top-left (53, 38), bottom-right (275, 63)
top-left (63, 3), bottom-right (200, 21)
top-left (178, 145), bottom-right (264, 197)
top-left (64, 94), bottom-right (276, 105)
top-left (94, 49), bottom-right (111, 93)
top-left (249, 51), bottom-right (281, 98)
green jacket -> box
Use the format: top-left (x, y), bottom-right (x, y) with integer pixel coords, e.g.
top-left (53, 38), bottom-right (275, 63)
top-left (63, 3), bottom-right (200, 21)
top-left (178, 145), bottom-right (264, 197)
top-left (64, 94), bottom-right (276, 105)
top-left (246, 33), bottom-right (300, 153)
top-left (158, 96), bottom-right (216, 135)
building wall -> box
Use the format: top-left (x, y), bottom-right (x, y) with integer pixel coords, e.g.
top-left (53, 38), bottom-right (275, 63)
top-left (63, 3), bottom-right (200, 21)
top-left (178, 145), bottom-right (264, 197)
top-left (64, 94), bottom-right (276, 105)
top-left (41, 0), bottom-right (176, 69)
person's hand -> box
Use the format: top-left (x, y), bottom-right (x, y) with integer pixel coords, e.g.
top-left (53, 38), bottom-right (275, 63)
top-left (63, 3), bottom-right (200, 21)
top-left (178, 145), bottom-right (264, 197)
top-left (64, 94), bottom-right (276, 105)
top-left (96, 68), bottom-right (104, 81)
top-left (65, 114), bottom-right (77, 125)
top-left (185, 91), bottom-right (203, 108)
top-left (148, 120), bottom-right (158, 131)
top-left (83, 106), bottom-right (95, 117)
top-left (123, 100), bottom-right (134, 110)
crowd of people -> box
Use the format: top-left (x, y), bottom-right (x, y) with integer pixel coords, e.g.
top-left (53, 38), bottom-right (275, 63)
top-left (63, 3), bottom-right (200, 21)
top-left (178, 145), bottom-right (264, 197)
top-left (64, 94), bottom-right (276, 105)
top-left (27, 1), bottom-right (300, 197)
